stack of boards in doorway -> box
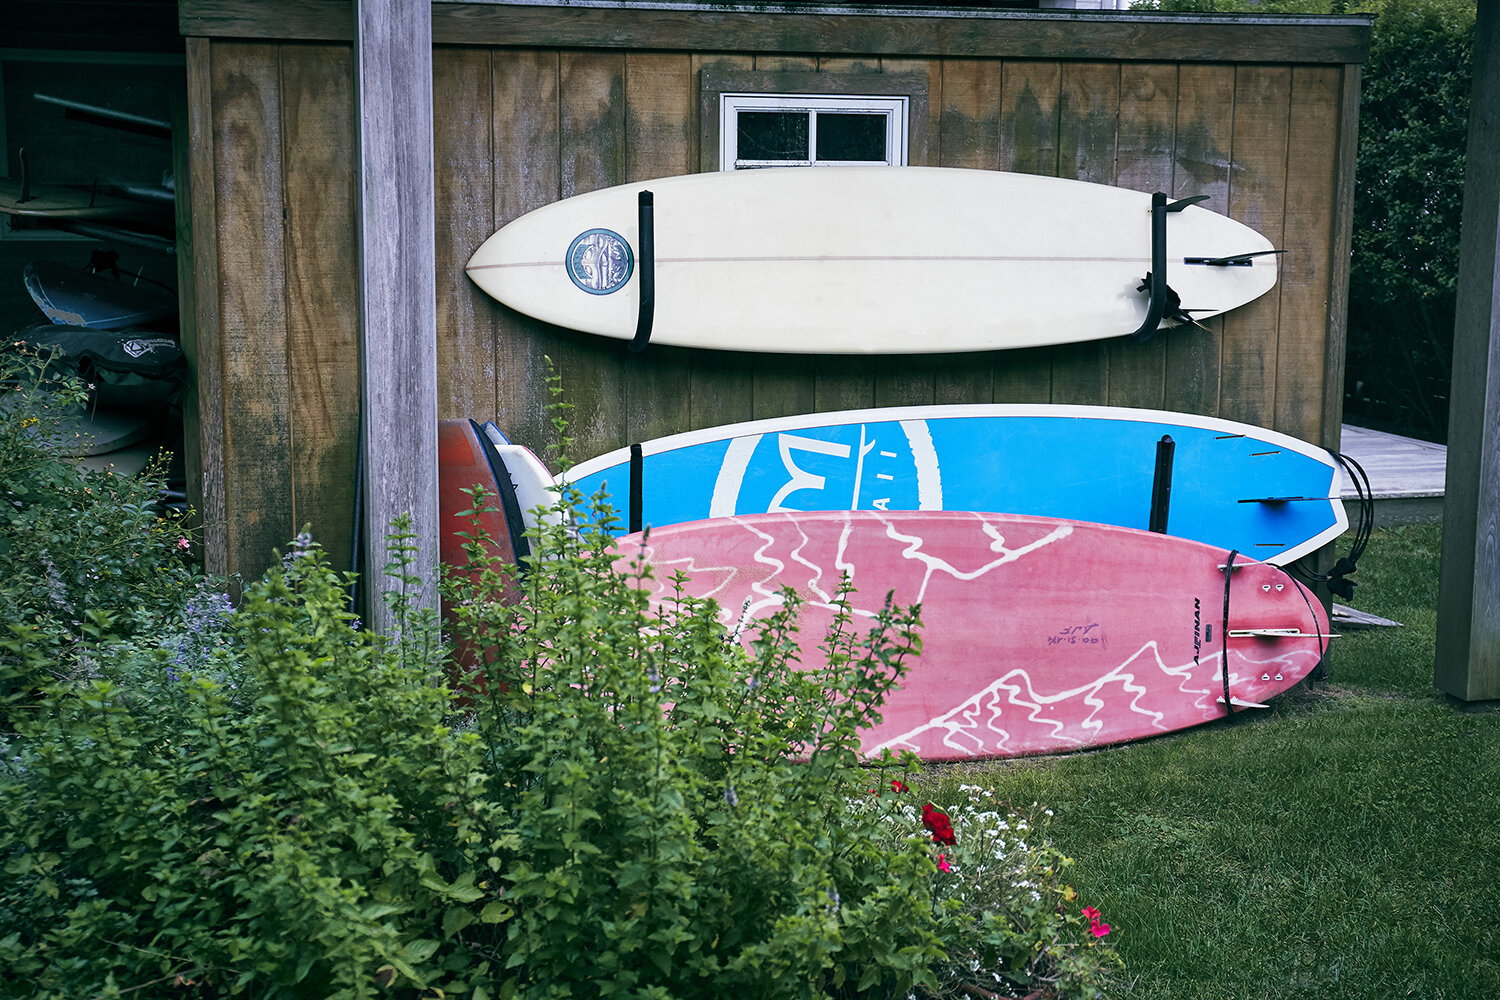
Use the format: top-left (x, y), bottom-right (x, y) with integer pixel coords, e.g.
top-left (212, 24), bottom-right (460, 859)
top-left (451, 166), bottom-right (1340, 760)
top-left (2, 94), bottom-right (184, 501)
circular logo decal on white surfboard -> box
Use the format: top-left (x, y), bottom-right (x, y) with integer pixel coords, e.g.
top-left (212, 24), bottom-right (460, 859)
top-left (566, 229), bottom-right (634, 295)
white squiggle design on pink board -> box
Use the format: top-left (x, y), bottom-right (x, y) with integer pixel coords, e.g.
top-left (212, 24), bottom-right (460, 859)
top-left (870, 644), bottom-right (1323, 759)
top-left (877, 516), bottom-right (1073, 604)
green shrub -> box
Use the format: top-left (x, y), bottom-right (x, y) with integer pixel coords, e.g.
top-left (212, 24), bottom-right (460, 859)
top-left (2, 356), bottom-right (1119, 997)
top-left (3, 523), bottom-right (502, 999)
top-left (0, 348), bottom-right (197, 714)
top-left (445, 479), bottom-right (942, 999)
top-left (445, 478), bottom-right (1120, 999)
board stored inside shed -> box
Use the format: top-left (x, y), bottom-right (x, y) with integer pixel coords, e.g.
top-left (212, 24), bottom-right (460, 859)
top-left (177, 1), bottom-right (1371, 585)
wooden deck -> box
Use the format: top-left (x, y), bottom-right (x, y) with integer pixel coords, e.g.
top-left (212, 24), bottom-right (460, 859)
top-left (1338, 423), bottom-right (1447, 524)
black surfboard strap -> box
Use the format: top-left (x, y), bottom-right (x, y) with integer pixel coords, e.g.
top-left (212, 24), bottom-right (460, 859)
top-left (1221, 548), bottom-right (1238, 714)
top-left (470, 419), bottom-right (533, 568)
top-left (1148, 435), bottom-right (1175, 533)
top-left (1128, 193), bottom-right (1208, 343)
top-left (629, 443), bottom-right (643, 535)
top-left (629, 190), bottom-right (655, 352)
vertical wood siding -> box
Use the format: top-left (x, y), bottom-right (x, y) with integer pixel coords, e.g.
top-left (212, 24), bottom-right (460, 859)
top-left (190, 42), bottom-right (1355, 581)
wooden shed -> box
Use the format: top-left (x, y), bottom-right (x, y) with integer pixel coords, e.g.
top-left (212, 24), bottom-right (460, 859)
top-left (176, 0), bottom-right (1372, 588)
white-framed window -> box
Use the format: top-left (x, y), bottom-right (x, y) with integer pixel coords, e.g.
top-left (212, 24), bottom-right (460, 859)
top-left (719, 94), bottom-right (909, 170)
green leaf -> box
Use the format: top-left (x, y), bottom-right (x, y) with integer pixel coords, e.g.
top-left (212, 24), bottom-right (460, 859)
top-left (402, 938), bottom-right (441, 964)
top-left (480, 900), bottom-right (514, 924)
top-left (443, 906), bottom-right (476, 939)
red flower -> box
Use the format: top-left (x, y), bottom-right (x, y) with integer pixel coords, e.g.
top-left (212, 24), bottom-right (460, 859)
top-left (922, 803), bottom-right (957, 845)
top-left (891, 780), bottom-right (908, 793)
top-left (1081, 906), bottom-right (1111, 937)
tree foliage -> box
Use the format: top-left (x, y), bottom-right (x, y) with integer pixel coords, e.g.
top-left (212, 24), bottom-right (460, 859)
top-left (1346, 0), bottom-right (1475, 440)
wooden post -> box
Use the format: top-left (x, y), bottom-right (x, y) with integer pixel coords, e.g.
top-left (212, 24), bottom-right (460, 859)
top-left (354, 0), bottom-right (439, 629)
top-left (1435, 3), bottom-right (1500, 700)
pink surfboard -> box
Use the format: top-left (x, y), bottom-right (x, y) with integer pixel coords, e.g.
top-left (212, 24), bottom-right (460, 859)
top-left (613, 510), bottom-right (1330, 761)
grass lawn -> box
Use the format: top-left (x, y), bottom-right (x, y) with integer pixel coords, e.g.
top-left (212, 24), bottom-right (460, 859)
top-left (916, 523), bottom-right (1500, 999)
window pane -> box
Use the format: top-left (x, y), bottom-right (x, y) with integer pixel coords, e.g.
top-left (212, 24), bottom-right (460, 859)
top-left (815, 112), bottom-right (888, 162)
top-left (737, 111), bottom-right (809, 161)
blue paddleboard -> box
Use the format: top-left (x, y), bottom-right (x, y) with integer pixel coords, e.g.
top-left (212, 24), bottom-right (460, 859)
top-left (526, 405), bottom-right (1346, 565)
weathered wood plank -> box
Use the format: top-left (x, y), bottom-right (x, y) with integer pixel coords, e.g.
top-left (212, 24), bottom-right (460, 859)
top-left (1436, 2), bottom-right (1500, 700)
top-left (624, 51), bottom-right (695, 184)
top-left (813, 356), bottom-right (876, 413)
top-left (1274, 64), bottom-right (1341, 443)
top-left (491, 48), bottom-right (561, 460)
top-left (212, 42), bottom-right (293, 583)
top-left (999, 59), bottom-right (1061, 178)
top-left (183, 39), bottom-right (225, 576)
top-left (1218, 65), bottom-right (1290, 429)
top-left (281, 44), bottom-right (360, 572)
top-left (873, 360), bottom-right (935, 408)
top-left (555, 50), bottom-right (629, 463)
top-left (752, 353), bottom-right (819, 421)
top-left (355, 0), bottom-right (439, 622)
top-left (754, 54), bottom-right (817, 73)
top-left (1108, 62), bottom-right (1176, 411)
top-left (1164, 62), bottom-right (1235, 417)
top-left (1323, 64), bottom-right (1361, 452)
top-left (937, 58), bottom-right (999, 170)
top-left (180, 0), bottom-right (1374, 66)
top-left (435, 47), bottom-right (500, 425)
top-left (622, 51), bottom-right (695, 446)
top-left (1050, 61), bottom-right (1117, 406)
top-left (1339, 424), bottom-right (1447, 500)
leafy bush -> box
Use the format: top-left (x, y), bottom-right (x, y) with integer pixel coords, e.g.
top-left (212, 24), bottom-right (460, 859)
top-left (444, 478), bottom-right (1119, 999)
top-left (2, 523), bottom-right (499, 999)
top-left (0, 348), bottom-right (196, 707)
top-left (448, 481), bottom-right (944, 999)
top-left (846, 783), bottom-right (1122, 999)
top-left (2, 359), bottom-right (1119, 997)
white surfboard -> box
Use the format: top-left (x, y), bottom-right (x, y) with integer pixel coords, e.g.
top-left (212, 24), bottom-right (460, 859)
top-left (465, 167), bottom-right (1278, 355)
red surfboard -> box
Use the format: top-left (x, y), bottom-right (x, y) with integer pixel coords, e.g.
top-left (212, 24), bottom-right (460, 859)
top-left (438, 419), bottom-right (520, 579)
top-left (438, 419), bottom-right (524, 690)
top-left (612, 510), bottom-right (1331, 760)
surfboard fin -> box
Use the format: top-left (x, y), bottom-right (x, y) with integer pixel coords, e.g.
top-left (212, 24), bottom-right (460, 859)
top-left (1185, 249), bottom-right (1285, 267)
top-left (1228, 628), bottom-right (1342, 639)
top-left (1217, 695), bottom-right (1270, 710)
